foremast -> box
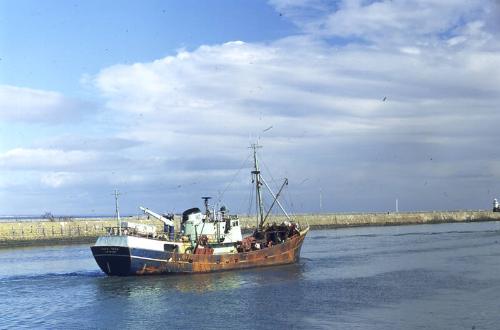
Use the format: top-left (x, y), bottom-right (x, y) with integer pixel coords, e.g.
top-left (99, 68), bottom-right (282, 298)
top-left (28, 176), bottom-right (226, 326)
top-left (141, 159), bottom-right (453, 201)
top-left (251, 143), bottom-right (265, 230)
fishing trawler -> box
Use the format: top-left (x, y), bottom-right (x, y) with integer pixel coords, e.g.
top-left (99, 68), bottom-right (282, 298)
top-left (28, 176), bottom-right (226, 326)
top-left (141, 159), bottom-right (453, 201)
top-left (91, 144), bottom-right (309, 276)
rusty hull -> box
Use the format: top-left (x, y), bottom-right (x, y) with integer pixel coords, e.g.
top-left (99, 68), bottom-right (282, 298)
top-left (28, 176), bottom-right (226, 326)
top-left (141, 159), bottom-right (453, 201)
top-left (133, 226), bottom-right (309, 275)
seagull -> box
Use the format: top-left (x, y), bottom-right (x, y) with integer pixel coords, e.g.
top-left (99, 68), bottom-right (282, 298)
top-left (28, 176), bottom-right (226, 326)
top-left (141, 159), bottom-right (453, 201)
top-left (263, 125), bottom-right (273, 132)
top-left (382, 96), bottom-right (387, 102)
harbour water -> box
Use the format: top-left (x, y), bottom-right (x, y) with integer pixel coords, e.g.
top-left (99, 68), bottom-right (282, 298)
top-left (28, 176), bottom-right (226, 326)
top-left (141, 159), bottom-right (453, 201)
top-left (2, 222), bottom-right (500, 329)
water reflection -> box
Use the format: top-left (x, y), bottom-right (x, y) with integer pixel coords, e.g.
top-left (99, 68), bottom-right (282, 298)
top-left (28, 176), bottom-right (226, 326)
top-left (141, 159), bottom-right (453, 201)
top-left (5, 224), bottom-right (500, 329)
top-left (93, 263), bottom-right (306, 298)
top-left (173, 271), bottom-right (243, 293)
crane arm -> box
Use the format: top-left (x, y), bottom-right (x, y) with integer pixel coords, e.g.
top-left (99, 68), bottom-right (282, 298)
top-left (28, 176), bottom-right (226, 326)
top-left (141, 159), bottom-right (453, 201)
top-left (140, 206), bottom-right (174, 227)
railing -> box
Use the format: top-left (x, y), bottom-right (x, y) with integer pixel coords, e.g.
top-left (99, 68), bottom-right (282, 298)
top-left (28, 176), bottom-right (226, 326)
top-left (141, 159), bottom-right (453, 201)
top-left (103, 226), bottom-right (191, 242)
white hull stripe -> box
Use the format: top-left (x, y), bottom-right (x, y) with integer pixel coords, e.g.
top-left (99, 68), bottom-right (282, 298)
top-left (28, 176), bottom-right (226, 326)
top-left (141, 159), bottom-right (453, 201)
top-left (131, 255), bottom-right (171, 262)
top-left (93, 254), bottom-right (166, 263)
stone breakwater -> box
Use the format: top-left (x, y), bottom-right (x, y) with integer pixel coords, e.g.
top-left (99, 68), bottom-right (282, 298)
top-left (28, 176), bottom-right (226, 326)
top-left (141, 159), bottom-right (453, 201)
top-left (278, 210), bottom-right (500, 228)
top-left (0, 217), bottom-right (155, 248)
top-left (1, 210), bottom-right (500, 248)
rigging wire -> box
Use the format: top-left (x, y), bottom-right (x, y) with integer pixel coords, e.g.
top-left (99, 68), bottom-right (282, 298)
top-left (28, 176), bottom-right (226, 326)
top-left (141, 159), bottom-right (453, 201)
top-left (259, 152), bottom-right (295, 219)
top-left (260, 156), bottom-right (280, 193)
top-left (216, 154), bottom-right (252, 205)
top-left (246, 173), bottom-right (255, 217)
top-left (283, 184), bottom-right (297, 216)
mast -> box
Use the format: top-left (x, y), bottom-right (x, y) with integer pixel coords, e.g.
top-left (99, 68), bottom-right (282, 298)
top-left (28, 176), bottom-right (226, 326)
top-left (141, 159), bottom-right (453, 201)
top-left (251, 143), bottom-right (264, 230)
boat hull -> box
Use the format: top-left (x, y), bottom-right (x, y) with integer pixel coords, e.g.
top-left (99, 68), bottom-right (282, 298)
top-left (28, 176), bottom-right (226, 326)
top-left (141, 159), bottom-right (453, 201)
top-left (91, 227), bottom-right (309, 276)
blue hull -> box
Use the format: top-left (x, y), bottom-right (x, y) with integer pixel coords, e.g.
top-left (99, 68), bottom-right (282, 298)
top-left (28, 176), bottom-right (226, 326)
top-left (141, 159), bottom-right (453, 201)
top-left (91, 246), bottom-right (188, 276)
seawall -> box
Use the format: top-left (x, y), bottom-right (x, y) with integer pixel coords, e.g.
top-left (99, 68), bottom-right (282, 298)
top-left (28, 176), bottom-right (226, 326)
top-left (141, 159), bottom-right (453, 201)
top-left (1, 210), bottom-right (500, 248)
top-left (0, 217), bottom-right (155, 248)
top-left (246, 210), bottom-right (500, 229)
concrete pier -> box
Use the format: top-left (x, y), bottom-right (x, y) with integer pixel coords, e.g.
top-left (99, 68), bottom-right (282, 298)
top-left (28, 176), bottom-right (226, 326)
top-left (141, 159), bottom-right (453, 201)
top-left (1, 210), bottom-right (500, 248)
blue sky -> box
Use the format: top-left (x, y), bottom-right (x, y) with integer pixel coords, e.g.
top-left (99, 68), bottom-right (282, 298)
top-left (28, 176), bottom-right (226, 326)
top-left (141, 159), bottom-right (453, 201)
top-left (0, 0), bottom-right (294, 95)
top-left (1, 0), bottom-right (500, 216)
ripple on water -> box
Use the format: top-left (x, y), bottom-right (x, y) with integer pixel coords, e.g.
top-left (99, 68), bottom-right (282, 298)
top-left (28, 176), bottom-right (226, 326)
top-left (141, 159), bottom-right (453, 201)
top-left (2, 222), bottom-right (500, 329)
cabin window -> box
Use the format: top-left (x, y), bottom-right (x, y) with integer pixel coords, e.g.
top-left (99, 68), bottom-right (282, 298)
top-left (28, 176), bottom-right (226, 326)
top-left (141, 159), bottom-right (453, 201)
top-left (232, 221), bottom-right (239, 227)
top-left (164, 244), bottom-right (177, 252)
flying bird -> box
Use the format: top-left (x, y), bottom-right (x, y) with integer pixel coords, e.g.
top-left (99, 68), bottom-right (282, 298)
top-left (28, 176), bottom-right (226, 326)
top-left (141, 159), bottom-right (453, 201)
top-left (263, 125), bottom-right (273, 132)
top-left (382, 96), bottom-right (387, 102)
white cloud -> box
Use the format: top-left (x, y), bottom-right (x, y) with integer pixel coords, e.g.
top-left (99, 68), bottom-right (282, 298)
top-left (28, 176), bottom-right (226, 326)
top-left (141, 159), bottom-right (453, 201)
top-left (0, 148), bottom-right (98, 170)
top-left (40, 172), bottom-right (80, 188)
top-left (273, 1), bottom-right (499, 66)
top-left (93, 34), bottom-right (500, 140)
top-left (0, 85), bottom-right (91, 123)
top-left (34, 135), bottom-right (143, 151)
top-left (3, 1), bottom-right (500, 214)
top-left (81, 0), bottom-right (500, 213)
top-left (399, 47), bottom-right (421, 55)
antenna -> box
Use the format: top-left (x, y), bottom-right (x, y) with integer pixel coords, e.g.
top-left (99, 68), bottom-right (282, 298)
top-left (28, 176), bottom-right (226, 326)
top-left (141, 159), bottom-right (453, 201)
top-left (113, 189), bottom-right (122, 235)
top-left (202, 196), bottom-right (212, 219)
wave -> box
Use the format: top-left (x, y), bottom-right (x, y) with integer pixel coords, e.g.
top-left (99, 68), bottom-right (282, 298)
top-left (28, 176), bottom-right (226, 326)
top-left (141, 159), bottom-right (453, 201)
top-left (0, 270), bottom-right (104, 283)
top-left (312, 228), bottom-right (500, 240)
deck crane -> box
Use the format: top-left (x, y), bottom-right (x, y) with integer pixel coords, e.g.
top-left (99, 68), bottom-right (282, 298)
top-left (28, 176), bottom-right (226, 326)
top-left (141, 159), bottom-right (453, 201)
top-left (140, 206), bottom-right (175, 239)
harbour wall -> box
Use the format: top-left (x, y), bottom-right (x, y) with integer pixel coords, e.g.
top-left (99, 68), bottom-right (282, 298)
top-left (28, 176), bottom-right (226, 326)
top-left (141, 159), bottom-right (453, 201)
top-left (1, 210), bottom-right (500, 248)
top-left (0, 217), bottom-right (152, 248)
top-left (256, 210), bottom-right (500, 228)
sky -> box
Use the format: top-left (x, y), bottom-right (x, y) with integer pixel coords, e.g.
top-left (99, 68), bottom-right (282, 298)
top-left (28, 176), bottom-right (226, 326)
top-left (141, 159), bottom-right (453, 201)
top-left (1, 0), bottom-right (500, 216)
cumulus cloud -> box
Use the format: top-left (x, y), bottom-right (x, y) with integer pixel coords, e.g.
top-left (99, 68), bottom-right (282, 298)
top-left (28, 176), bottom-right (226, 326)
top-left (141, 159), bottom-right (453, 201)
top-left (0, 148), bottom-right (98, 170)
top-left (3, 0), bottom-right (500, 214)
top-left (83, 0), bottom-right (500, 213)
top-left (92, 33), bottom-right (500, 144)
top-left (34, 135), bottom-right (143, 151)
top-left (0, 85), bottom-right (92, 123)
top-left (270, 0), bottom-right (497, 47)
top-left (40, 172), bottom-right (80, 188)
